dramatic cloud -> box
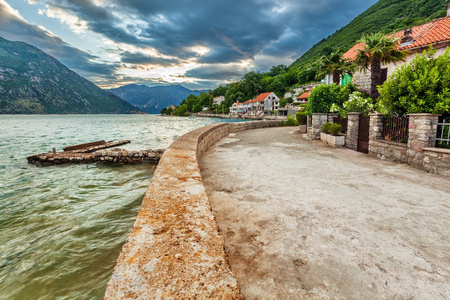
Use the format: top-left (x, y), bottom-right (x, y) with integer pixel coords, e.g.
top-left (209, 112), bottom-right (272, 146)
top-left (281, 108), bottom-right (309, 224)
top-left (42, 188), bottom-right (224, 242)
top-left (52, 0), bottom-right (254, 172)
top-left (1, 0), bottom-right (378, 89)
top-left (0, 0), bottom-right (117, 79)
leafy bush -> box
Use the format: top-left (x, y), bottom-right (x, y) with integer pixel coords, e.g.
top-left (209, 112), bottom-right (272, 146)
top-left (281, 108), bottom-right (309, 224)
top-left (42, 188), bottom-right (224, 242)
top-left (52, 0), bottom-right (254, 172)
top-left (282, 114), bottom-right (299, 126)
top-left (378, 47), bottom-right (450, 115)
top-left (330, 91), bottom-right (374, 117)
top-left (295, 111), bottom-right (308, 125)
top-left (321, 122), bottom-right (332, 133)
top-left (306, 84), bottom-right (355, 114)
top-left (321, 122), bottom-right (342, 135)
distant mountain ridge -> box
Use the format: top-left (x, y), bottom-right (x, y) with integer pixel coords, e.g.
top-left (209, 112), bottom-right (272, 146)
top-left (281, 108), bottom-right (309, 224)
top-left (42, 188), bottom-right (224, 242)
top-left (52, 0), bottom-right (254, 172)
top-left (107, 84), bottom-right (206, 114)
top-left (0, 36), bottom-right (141, 114)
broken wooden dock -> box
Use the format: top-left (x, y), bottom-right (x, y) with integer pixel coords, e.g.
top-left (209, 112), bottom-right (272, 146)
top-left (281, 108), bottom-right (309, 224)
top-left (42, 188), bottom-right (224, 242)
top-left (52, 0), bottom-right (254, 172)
top-left (27, 140), bottom-right (164, 165)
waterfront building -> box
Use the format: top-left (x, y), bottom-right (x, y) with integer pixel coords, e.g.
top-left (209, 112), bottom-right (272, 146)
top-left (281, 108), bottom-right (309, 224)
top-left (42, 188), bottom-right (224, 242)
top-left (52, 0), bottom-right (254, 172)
top-left (213, 96), bottom-right (225, 105)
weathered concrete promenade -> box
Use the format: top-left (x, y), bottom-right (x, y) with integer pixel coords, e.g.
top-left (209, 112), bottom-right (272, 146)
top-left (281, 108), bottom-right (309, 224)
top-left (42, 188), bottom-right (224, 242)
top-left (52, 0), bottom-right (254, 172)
top-left (105, 120), bottom-right (281, 299)
top-left (200, 127), bottom-right (450, 299)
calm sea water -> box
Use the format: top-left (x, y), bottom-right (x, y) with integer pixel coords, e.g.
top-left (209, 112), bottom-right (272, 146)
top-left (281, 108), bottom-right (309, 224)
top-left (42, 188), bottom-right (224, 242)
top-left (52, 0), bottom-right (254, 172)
top-left (0, 114), bottom-right (240, 300)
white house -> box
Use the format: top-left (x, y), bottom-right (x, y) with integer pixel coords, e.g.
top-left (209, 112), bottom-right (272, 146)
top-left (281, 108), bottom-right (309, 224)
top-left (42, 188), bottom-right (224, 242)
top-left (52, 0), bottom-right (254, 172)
top-left (213, 96), bottom-right (225, 105)
top-left (253, 92), bottom-right (280, 112)
top-left (230, 102), bottom-right (244, 115)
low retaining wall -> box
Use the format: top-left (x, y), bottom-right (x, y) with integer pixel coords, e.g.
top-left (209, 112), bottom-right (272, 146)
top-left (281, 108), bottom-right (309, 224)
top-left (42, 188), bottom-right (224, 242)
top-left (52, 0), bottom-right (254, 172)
top-left (105, 120), bottom-right (282, 299)
top-left (369, 140), bottom-right (408, 163)
top-left (421, 148), bottom-right (450, 176)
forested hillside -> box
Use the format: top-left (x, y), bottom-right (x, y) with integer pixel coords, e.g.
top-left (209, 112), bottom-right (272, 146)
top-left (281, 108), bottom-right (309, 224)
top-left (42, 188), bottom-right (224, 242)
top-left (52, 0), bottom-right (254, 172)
top-left (0, 37), bottom-right (141, 114)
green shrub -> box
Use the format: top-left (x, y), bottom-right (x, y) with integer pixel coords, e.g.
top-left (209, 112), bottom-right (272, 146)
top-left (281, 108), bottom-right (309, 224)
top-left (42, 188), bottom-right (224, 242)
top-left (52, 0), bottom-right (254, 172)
top-left (330, 91), bottom-right (374, 117)
top-left (306, 84), bottom-right (354, 114)
top-left (321, 122), bottom-right (332, 133)
top-left (378, 46), bottom-right (450, 115)
top-left (321, 122), bottom-right (342, 135)
top-left (282, 114), bottom-right (299, 126)
top-left (328, 123), bottom-right (342, 135)
top-left (295, 111), bottom-right (307, 125)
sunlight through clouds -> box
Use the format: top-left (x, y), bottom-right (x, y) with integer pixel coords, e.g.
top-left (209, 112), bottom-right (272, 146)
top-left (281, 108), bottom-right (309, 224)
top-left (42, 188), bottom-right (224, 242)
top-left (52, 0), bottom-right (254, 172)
top-left (1, 0), bottom-right (378, 89)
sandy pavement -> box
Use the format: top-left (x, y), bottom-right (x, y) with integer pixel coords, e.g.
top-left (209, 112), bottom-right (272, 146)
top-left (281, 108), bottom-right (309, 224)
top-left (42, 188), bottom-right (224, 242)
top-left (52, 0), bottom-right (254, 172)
top-left (199, 127), bottom-right (450, 299)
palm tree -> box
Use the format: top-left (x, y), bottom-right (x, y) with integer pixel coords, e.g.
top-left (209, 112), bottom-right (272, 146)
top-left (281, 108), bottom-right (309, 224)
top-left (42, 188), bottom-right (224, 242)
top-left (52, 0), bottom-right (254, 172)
top-left (316, 51), bottom-right (353, 84)
top-left (355, 32), bottom-right (408, 101)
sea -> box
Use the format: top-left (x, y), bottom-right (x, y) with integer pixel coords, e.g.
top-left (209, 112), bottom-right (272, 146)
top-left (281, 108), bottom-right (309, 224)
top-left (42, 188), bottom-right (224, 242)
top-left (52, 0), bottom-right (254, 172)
top-left (0, 114), bottom-right (241, 300)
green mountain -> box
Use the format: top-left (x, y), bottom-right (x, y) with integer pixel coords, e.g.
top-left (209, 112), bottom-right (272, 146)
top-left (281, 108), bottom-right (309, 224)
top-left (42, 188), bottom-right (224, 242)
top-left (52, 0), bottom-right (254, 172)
top-left (0, 36), bottom-right (141, 114)
top-left (291, 0), bottom-right (448, 68)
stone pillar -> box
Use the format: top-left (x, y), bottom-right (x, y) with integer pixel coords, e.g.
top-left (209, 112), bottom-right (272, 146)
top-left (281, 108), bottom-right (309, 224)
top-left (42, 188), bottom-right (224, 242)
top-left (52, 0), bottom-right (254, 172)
top-left (309, 113), bottom-right (328, 140)
top-left (307, 114), bottom-right (312, 127)
top-left (328, 113), bottom-right (338, 123)
top-left (407, 113), bottom-right (441, 152)
top-left (369, 113), bottom-right (384, 142)
top-left (306, 114), bottom-right (312, 138)
top-left (368, 113), bottom-right (384, 156)
top-left (346, 112), bottom-right (361, 151)
top-left (406, 113), bottom-right (440, 167)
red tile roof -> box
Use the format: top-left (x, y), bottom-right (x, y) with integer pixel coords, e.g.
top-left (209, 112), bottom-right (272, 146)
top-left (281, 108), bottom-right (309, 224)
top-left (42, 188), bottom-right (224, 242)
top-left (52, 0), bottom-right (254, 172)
top-left (342, 43), bottom-right (365, 61)
top-left (343, 17), bottom-right (450, 61)
top-left (254, 92), bottom-right (272, 102)
top-left (298, 91), bottom-right (310, 99)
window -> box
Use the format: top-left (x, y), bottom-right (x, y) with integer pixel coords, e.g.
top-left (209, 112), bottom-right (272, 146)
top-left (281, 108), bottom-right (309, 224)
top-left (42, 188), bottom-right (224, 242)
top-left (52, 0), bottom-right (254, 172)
top-left (379, 68), bottom-right (388, 85)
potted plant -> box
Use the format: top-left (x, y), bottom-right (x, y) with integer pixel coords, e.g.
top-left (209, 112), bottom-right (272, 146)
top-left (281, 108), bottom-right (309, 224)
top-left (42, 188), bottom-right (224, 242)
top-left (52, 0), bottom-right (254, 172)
top-left (296, 111), bottom-right (307, 133)
top-left (321, 122), bottom-right (345, 147)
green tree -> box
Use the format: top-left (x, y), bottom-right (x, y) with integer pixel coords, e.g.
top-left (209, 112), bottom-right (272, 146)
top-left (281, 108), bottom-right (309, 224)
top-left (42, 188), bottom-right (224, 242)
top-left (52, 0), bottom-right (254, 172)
top-left (306, 84), bottom-right (354, 114)
top-left (378, 47), bottom-right (450, 115)
top-left (173, 104), bottom-right (188, 116)
top-left (315, 50), bottom-right (353, 84)
top-left (355, 32), bottom-right (408, 101)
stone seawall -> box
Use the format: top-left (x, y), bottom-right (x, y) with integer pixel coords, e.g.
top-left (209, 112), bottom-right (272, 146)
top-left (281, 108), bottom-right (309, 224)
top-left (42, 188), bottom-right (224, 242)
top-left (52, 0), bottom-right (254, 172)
top-left (105, 120), bottom-right (282, 299)
top-left (28, 147), bottom-right (164, 164)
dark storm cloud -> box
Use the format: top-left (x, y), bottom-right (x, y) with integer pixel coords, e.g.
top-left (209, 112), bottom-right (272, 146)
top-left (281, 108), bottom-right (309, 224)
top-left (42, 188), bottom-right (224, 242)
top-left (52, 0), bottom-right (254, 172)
top-left (0, 1), bottom-right (117, 79)
top-left (119, 51), bottom-right (178, 66)
top-left (185, 64), bottom-right (245, 81)
top-left (35, 0), bottom-right (378, 70)
top-left (3, 0), bottom-right (379, 88)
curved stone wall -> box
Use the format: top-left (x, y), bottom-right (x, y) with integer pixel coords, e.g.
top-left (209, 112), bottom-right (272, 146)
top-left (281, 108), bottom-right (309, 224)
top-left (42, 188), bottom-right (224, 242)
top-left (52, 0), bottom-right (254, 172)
top-left (104, 120), bottom-right (281, 299)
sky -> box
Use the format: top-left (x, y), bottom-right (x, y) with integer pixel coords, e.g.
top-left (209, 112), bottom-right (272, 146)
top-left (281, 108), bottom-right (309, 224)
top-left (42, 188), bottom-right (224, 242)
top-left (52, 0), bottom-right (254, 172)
top-left (0, 0), bottom-right (378, 90)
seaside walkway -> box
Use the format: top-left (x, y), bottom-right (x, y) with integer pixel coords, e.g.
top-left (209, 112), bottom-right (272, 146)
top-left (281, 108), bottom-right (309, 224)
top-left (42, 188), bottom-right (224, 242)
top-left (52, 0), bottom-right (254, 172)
top-left (199, 127), bottom-right (450, 299)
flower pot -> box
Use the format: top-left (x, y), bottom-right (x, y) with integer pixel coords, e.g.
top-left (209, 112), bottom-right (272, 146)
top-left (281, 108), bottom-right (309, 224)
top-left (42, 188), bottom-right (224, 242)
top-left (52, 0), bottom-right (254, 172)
top-left (298, 124), bottom-right (307, 133)
top-left (326, 134), bottom-right (345, 147)
top-left (320, 132), bottom-right (328, 142)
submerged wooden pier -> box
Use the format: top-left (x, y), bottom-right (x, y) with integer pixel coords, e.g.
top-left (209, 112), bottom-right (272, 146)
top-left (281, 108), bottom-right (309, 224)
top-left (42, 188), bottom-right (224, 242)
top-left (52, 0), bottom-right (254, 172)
top-left (27, 140), bottom-right (164, 165)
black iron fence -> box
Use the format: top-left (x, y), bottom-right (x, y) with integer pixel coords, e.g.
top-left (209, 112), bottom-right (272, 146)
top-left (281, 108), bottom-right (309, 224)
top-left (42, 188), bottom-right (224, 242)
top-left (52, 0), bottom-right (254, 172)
top-left (333, 117), bottom-right (348, 133)
top-left (436, 116), bottom-right (450, 149)
top-left (383, 116), bottom-right (409, 143)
